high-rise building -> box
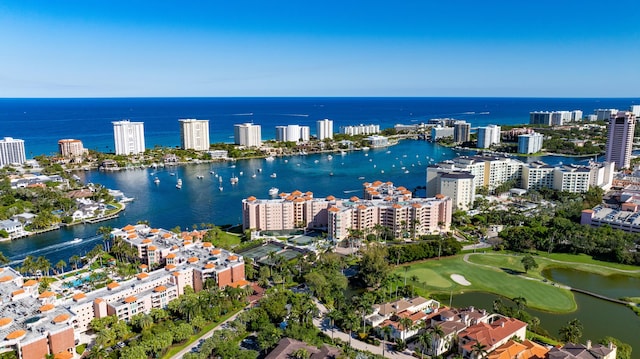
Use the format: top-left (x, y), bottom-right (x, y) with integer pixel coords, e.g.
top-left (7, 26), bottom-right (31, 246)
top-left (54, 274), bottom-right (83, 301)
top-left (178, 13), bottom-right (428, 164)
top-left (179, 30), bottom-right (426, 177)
top-left (477, 125), bottom-right (501, 149)
top-left (275, 125), bottom-right (310, 142)
top-left (234, 123), bottom-right (262, 147)
top-left (551, 111), bottom-right (572, 126)
top-left (339, 124), bottom-right (380, 136)
top-left (571, 110), bottom-right (583, 122)
top-left (517, 132), bottom-right (544, 154)
top-left (605, 112), bottom-right (636, 170)
top-left (529, 112), bottom-right (553, 126)
top-left (595, 109), bottom-right (619, 121)
top-left (112, 120), bottom-right (145, 155)
top-left (58, 139), bottom-right (88, 159)
top-left (316, 119), bottom-right (333, 140)
top-left (453, 121), bottom-right (471, 143)
top-left (0, 137), bottom-right (26, 167)
top-left (179, 119), bottom-right (210, 151)
top-left (630, 105), bottom-right (640, 117)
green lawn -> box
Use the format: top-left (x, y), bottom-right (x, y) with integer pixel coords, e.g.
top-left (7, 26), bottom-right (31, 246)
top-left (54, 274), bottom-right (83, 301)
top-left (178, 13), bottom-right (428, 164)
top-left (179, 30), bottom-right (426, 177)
top-left (396, 254), bottom-right (576, 313)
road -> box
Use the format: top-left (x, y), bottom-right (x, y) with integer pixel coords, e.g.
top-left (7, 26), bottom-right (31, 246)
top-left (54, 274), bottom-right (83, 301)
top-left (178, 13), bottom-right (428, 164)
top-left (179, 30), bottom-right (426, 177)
top-left (170, 309), bottom-right (245, 359)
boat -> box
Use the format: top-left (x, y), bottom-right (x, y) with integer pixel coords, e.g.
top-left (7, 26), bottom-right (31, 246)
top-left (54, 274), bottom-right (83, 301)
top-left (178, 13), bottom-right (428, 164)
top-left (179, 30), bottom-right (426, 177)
top-left (230, 175), bottom-right (239, 184)
top-left (196, 175), bottom-right (204, 179)
top-left (327, 155), bottom-right (333, 160)
top-left (269, 187), bottom-right (279, 196)
top-left (329, 172), bottom-right (334, 176)
top-left (170, 172), bottom-right (175, 176)
top-left (380, 170), bottom-right (385, 173)
top-left (219, 176), bottom-right (223, 183)
top-left (270, 173), bottom-right (277, 178)
top-left (154, 177), bottom-right (160, 184)
top-left (364, 153), bottom-right (369, 157)
top-left (362, 147), bottom-right (370, 151)
top-left (404, 170), bottom-right (410, 174)
top-left (358, 176), bottom-right (365, 180)
top-left (265, 156), bottom-right (275, 161)
top-left (257, 168), bottom-right (262, 172)
top-left (251, 172), bottom-right (257, 178)
top-left (314, 160), bottom-right (319, 164)
top-left (210, 170), bottom-right (215, 174)
top-left (230, 165), bottom-right (236, 168)
top-left (176, 179), bottom-right (182, 189)
top-left (219, 186), bottom-right (223, 191)
top-left (340, 151), bottom-right (346, 156)
top-left (284, 159), bottom-right (288, 163)
top-left (239, 171), bottom-right (243, 176)
top-left (70, 238), bottom-right (83, 244)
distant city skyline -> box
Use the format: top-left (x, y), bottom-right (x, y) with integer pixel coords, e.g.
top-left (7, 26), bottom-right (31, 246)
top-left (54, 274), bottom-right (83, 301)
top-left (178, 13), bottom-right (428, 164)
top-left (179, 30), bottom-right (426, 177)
top-left (0, 1), bottom-right (639, 98)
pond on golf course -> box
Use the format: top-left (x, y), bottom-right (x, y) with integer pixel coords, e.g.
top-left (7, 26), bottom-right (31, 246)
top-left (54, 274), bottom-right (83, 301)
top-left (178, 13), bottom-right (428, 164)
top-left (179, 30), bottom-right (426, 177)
top-left (452, 267), bottom-right (640, 353)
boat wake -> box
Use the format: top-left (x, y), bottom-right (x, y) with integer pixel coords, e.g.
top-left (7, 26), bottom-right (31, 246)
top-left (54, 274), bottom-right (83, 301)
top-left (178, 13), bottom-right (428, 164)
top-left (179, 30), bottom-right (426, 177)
top-left (232, 113), bottom-right (254, 116)
top-left (6, 235), bottom-right (102, 265)
top-left (278, 113), bottom-right (309, 117)
top-left (343, 189), bottom-right (359, 193)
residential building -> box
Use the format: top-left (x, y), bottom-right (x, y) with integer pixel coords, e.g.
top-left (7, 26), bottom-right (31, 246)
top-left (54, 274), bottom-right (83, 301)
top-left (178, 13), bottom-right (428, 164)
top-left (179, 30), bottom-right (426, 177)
top-left (548, 341), bottom-right (616, 359)
top-left (425, 306), bottom-right (492, 357)
top-left (275, 125), bottom-right (310, 142)
top-left (265, 338), bottom-right (342, 359)
top-left (553, 165), bottom-right (592, 192)
top-left (587, 114), bottom-right (598, 121)
top-left (57, 139), bottom-right (88, 160)
top-left (457, 315), bottom-right (527, 359)
top-left (529, 111), bottom-right (553, 126)
top-left (476, 125), bottom-right (500, 149)
top-left (431, 126), bottom-right (454, 141)
top-left (631, 105), bottom-right (640, 117)
top-left (364, 135), bottom-right (389, 148)
top-left (551, 111), bottom-right (572, 126)
top-left (0, 137), bottom-right (26, 167)
top-left (487, 339), bottom-right (549, 359)
top-left (207, 150), bottom-right (228, 159)
top-left (517, 132), bottom-right (544, 154)
top-left (439, 172), bottom-right (476, 210)
top-left (453, 121), bottom-right (471, 143)
top-left (605, 111), bottom-right (636, 170)
top-left (595, 109), bottom-right (618, 121)
top-left (571, 110), bottom-right (583, 122)
top-left (234, 123), bottom-right (262, 147)
top-left (112, 120), bottom-right (145, 155)
top-left (365, 297), bottom-right (440, 341)
top-left (0, 219), bottom-right (26, 240)
top-left (179, 119), bottom-right (210, 151)
top-left (339, 124), bottom-right (380, 136)
top-left (316, 119), bottom-right (333, 140)
top-left (521, 161), bottom-right (555, 190)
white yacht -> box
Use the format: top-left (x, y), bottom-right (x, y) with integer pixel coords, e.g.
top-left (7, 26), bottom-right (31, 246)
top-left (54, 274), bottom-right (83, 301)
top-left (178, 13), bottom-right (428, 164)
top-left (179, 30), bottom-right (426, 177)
top-left (176, 179), bottom-right (182, 189)
top-left (269, 187), bottom-right (279, 196)
top-left (265, 156), bottom-right (275, 161)
top-left (270, 173), bottom-right (277, 178)
top-left (154, 177), bottom-right (160, 184)
top-left (230, 175), bottom-right (239, 184)
top-left (327, 155), bottom-right (333, 160)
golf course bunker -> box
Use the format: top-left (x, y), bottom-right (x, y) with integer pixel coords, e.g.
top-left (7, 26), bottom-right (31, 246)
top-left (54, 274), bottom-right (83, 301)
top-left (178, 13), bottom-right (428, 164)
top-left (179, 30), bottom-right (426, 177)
top-left (450, 274), bottom-right (471, 286)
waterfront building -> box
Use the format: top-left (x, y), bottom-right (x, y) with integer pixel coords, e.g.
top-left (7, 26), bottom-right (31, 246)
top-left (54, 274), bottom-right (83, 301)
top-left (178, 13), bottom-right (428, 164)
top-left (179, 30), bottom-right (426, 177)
top-left (631, 105), bottom-right (640, 117)
top-left (0, 137), bottom-right (26, 167)
top-left (587, 114), bottom-right (598, 121)
top-left (517, 132), bottom-right (543, 154)
top-left (551, 111), bottom-right (572, 126)
top-left (595, 109), bottom-right (619, 121)
top-left (547, 341), bottom-right (616, 359)
top-left (316, 119), bottom-right (333, 140)
top-left (179, 119), bottom-right (210, 151)
top-left (453, 121), bottom-right (471, 143)
top-left (529, 111), bottom-right (553, 126)
top-left (275, 124), bottom-right (310, 142)
top-left (339, 124), bottom-right (380, 136)
top-left (365, 135), bottom-right (389, 148)
top-left (242, 191), bottom-right (332, 232)
top-left (476, 125), bottom-right (501, 149)
top-left (605, 111), bottom-right (636, 170)
top-left (207, 150), bottom-right (228, 159)
top-left (429, 118), bottom-right (458, 126)
top-left (57, 139), bottom-right (88, 160)
top-left (553, 165), bottom-right (591, 193)
top-left (439, 172), bottom-right (475, 210)
top-left (571, 110), bottom-right (583, 122)
top-left (234, 123), bottom-right (262, 147)
top-left (112, 120), bottom-right (145, 155)
top-left (457, 316), bottom-right (527, 359)
top-left (431, 125), bottom-right (454, 141)
top-left (521, 161), bottom-right (555, 190)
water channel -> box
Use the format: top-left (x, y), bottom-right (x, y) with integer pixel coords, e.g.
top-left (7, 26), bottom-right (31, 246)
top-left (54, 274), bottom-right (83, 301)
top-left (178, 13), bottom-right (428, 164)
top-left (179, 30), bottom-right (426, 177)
top-left (453, 267), bottom-right (640, 354)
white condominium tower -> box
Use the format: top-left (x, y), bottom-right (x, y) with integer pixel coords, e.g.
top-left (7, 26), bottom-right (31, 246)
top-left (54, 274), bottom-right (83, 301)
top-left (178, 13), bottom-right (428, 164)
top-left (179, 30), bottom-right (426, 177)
top-left (275, 125), bottom-right (310, 142)
top-left (316, 119), bottom-right (333, 140)
top-left (112, 120), bottom-right (145, 155)
top-left (234, 123), bottom-right (262, 147)
top-left (179, 119), bottom-right (210, 151)
top-left (605, 112), bottom-right (636, 170)
top-left (476, 125), bottom-right (501, 149)
top-left (0, 137), bottom-right (26, 167)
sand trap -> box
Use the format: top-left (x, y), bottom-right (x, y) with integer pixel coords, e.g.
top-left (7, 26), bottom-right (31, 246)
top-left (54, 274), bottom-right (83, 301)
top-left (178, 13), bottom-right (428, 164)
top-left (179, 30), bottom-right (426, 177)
top-left (450, 274), bottom-right (471, 286)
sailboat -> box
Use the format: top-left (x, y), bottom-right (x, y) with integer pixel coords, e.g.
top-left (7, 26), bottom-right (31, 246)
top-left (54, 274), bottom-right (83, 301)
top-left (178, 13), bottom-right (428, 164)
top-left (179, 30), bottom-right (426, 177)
top-left (176, 178), bottom-right (182, 189)
top-left (154, 177), bottom-right (160, 185)
top-left (230, 174), bottom-right (239, 184)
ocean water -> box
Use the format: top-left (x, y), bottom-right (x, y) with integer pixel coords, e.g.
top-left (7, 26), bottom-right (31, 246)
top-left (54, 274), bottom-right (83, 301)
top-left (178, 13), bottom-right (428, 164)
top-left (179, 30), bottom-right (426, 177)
top-left (1, 97), bottom-right (638, 156)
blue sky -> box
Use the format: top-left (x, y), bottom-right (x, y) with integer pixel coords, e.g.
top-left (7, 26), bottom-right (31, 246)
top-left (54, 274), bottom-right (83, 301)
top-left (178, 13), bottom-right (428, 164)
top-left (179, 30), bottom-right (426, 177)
top-left (0, 1), bottom-right (638, 97)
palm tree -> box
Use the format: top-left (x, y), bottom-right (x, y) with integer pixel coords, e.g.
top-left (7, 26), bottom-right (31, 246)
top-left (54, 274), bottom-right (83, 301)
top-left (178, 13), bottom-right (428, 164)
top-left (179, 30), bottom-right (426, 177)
top-left (70, 255), bottom-right (81, 270)
top-left (55, 260), bottom-right (66, 275)
top-left (36, 256), bottom-right (51, 277)
top-left (381, 325), bottom-right (393, 358)
top-left (417, 330), bottom-right (432, 359)
top-left (97, 226), bottom-right (112, 251)
top-left (471, 342), bottom-right (488, 359)
top-left (0, 251), bottom-right (9, 265)
top-left (398, 317), bottom-right (414, 341)
top-left (429, 325), bottom-right (445, 356)
top-left (403, 265), bottom-right (411, 286)
top-left (512, 296), bottom-right (527, 313)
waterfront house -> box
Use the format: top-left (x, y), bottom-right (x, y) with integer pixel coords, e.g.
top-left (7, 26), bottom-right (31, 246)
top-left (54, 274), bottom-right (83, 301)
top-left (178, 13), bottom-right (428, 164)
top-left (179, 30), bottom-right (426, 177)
top-left (0, 219), bottom-right (26, 240)
top-left (548, 341), bottom-right (616, 359)
top-left (457, 315), bottom-right (527, 359)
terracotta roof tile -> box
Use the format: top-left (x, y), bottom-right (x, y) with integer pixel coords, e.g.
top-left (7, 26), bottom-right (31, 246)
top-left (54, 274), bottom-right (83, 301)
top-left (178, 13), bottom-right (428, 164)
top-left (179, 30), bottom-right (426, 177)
top-left (53, 314), bottom-right (70, 323)
top-left (5, 330), bottom-right (26, 340)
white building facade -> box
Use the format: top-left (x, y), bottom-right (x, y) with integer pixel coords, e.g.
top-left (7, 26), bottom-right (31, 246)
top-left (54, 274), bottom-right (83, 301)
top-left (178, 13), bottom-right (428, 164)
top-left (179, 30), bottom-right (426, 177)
top-left (275, 125), bottom-right (310, 142)
top-left (179, 119), bottom-right (210, 151)
top-left (112, 120), bottom-right (145, 155)
top-left (316, 119), bottom-right (333, 140)
top-left (476, 125), bottom-right (501, 149)
top-left (0, 137), bottom-right (26, 167)
top-left (517, 132), bottom-right (544, 154)
top-left (339, 124), bottom-right (380, 136)
top-left (234, 123), bottom-right (262, 147)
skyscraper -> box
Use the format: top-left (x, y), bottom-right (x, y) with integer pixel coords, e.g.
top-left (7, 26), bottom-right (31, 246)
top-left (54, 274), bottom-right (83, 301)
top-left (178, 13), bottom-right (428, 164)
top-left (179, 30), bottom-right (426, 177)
top-left (477, 125), bottom-right (501, 149)
top-left (112, 120), bottom-right (145, 155)
top-left (58, 139), bottom-right (88, 158)
top-left (453, 121), bottom-right (471, 143)
top-left (234, 123), bottom-right (262, 147)
top-left (316, 119), bottom-right (333, 140)
top-left (605, 112), bottom-right (636, 170)
top-left (179, 119), bottom-right (210, 151)
top-left (518, 132), bottom-right (544, 154)
top-left (0, 137), bottom-right (26, 167)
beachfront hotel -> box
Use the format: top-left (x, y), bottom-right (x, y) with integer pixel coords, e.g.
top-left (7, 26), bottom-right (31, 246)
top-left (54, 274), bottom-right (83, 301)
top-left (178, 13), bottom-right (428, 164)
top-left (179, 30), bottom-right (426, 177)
top-left (179, 119), bottom-right (210, 151)
top-left (0, 137), bottom-right (26, 167)
top-left (605, 111), bottom-right (636, 170)
top-left (234, 123), bottom-right (262, 147)
top-left (112, 120), bottom-right (145, 155)
top-left (242, 182), bottom-right (453, 240)
top-left (0, 225), bottom-right (246, 358)
top-left (316, 119), bottom-right (333, 140)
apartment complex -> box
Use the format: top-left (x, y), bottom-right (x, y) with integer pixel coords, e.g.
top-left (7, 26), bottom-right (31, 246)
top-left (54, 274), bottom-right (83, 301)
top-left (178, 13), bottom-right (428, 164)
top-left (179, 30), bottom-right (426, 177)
top-left (275, 125), bottom-right (310, 143)
top-left (112, 120), bottom-right (145, 155)
top-left (517, 132), bottom-right (544, 154)
top-left (316, 119), bottom-right (333, 140)
top-left (242, 182), bottom-right (453, 240)
top-left (529, 110), bottom-right (580, 126)
top-left (605, 111), bottom-right (636, 170)
top-left (57, 139), bottom-right (88, 159)
top-left (427, 155), bottom-right (614, 197)
top-left (234, 123), bottom-right (262, 147)
top-left (338, 124), bottom-right (380, 136)
top-left (595, 109), bottom-right (619, 121)
top-left (476, 125), bottom-right (501, 148)
top-left (453, 121), bottom-right (471, 143)
top-left (0, 137), bottom-right (26, 167)
top-left (179, 119), bottom-right (210, 151)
